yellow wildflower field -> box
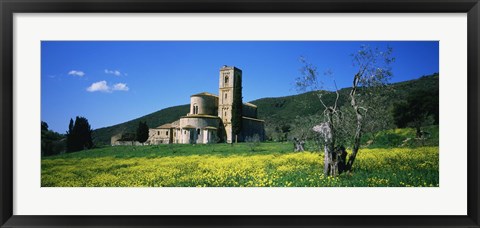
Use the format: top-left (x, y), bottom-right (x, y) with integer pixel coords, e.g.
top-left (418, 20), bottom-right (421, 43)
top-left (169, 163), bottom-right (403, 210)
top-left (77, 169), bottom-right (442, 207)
top-left (41, 144), bottom-right (438, 187)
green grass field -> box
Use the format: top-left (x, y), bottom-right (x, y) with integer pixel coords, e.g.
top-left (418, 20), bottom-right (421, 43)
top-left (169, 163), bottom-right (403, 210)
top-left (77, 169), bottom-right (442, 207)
top-left (42, 139), bottom-right (439, 187)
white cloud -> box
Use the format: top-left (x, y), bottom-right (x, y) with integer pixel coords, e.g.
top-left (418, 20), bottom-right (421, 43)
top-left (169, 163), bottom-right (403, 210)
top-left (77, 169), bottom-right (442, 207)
top-left (113, 83), bottom-right (129, 91)
top-left (86, 81), bottom-right (110, 93)
top-left (104, 69), bottom-right (123, 76)
top-left (86, 81), bottom-right (129, 93)
top-left (68, 70), bottom-right (85, 77)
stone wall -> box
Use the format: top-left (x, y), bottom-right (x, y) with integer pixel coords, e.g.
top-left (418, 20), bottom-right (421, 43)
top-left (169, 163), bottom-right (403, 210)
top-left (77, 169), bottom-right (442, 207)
top-left (239, 117), bottom-right (265, 142)
top-left (112, 141), bottom-right (144, 146)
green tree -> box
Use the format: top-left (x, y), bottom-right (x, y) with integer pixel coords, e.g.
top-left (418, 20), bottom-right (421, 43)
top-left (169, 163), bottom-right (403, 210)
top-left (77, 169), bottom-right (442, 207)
top-left (393, 89), bottom-right (439, 138)
top-left (231, 74), bottom-right (243, 142)
top-left (66, 116), bottom-right (93, 152)
top-left (281, 124), bottom-right (291, 141)
top-left (136, 121), bottom-right (149, 143)
top-left (120, 132), bottom-right (136, 141)
top-left (41, 121), bottom-right (65, 156)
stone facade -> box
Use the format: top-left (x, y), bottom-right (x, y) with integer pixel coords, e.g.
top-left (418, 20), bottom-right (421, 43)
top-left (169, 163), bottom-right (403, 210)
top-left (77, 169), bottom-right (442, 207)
top-left (148, 123), bottom-right (174, 144)
top-left (115, 65), bottom-right (265, 145)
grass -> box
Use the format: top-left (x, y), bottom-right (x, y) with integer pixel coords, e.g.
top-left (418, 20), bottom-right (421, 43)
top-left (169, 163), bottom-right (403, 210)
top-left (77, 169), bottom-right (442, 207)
top-left (42, 141), bottom-right (439, 187)
top-left (362, 125), bottom-right (439, 148)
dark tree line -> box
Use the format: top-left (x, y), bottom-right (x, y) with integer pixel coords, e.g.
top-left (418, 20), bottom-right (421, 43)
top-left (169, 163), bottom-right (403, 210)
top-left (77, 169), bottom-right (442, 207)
top-left (41, 121), bottom-right (65, 156)
top-left (43, 117), bottom-right (150, 155)
top-left (393, 88), bottom-right (439, 138)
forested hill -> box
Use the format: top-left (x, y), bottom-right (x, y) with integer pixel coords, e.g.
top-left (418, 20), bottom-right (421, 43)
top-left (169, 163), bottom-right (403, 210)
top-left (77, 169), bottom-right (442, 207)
top-left (92, 73), bottom-right (439, 145)
top-left (250, 73), bottom-right (439, 138)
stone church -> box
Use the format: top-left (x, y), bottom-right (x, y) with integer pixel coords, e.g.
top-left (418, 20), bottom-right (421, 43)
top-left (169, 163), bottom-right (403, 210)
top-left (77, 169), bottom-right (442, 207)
top-left (147, 66), bottom-right (265, 144)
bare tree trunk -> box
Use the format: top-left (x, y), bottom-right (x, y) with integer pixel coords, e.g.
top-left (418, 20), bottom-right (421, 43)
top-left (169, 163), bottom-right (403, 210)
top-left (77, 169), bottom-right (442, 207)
top-left (346, 116), bottom-right (362, 171)
top-left (314, 112), bottom-right (338, 176)
top-left (415, 123), bottom-right (422, 138)
top-left (324, 144), bottom-right (330, 175)
top-left (346, 73), bottom-right (363, 171)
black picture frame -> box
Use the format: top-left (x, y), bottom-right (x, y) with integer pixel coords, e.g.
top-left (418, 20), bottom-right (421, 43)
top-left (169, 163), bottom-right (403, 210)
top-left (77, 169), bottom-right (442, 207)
top-left (1, 0), bottom-right (479, 227)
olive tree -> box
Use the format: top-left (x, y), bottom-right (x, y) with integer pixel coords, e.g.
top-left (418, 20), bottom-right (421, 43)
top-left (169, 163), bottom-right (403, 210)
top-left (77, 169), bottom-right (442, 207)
top-left (295, 45), bottom-right (394, 176)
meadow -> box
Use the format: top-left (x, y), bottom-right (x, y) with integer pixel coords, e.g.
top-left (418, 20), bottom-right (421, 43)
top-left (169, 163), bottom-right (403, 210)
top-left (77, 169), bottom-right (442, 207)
top-left (42, 130), bottom-right (439, 187)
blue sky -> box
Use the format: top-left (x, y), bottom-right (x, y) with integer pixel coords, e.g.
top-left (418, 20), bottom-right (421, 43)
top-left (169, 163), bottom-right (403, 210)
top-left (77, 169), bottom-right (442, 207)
top-left (41, 41), bottom-right (439, 133)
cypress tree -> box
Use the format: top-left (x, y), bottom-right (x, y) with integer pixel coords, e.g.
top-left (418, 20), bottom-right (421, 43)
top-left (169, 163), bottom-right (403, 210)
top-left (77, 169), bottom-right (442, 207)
top-left (66, 118), bottom-right (74, 152)
top-left (136, 121), bottom-right (149, 143)
top-left (231, 73), bottom-right (243, 141)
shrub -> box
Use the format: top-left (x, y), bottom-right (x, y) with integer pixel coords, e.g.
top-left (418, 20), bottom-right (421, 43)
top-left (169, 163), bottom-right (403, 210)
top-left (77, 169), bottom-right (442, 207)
top-left (245, 134), bottom-right (261, 152)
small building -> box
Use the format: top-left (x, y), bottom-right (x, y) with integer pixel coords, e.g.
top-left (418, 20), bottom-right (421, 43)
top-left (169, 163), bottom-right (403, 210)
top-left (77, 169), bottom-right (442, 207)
top-left (148, 122), bottom-right (175, 144)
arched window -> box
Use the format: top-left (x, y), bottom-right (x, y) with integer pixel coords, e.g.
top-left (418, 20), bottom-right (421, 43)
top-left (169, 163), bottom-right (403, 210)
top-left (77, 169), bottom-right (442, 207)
top-left (224, 76), bottom-right (229, 84)
top-left (166, 131), bottom-right (169, 136)
top-left (193, 104), bottom-right (198, 114)
top-left (197, 129), bottom-right (200, 135)
top-left (225, 93), bottom-right (227, 100)
top-left (157, 131), bottom-right (160, 135)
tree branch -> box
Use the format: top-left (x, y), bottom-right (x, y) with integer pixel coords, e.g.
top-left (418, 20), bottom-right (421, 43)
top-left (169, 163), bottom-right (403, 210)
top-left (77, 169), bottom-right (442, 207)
top-left (333, 80), bottom-right (340, 111)
top-left (316, 93), bottom-right (328, 110)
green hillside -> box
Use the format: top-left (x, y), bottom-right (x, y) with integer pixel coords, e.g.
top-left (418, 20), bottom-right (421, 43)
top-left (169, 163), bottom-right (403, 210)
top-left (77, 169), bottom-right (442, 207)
top-left (92, 73), bottom-right (438, 145)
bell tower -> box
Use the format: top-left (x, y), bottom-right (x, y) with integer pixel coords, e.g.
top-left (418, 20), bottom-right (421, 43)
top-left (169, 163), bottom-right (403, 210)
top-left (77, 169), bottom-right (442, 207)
top-left (218, 65), bottom-right (242, 143)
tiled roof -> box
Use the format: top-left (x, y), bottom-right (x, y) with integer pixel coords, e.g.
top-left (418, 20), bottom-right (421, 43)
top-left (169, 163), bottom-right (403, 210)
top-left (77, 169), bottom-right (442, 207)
top-left (191, 92), bottom-right (218, 97)
top-left (244, 102), bottom-right (257, 108)
top-left (155, 123), bottom-right (173, 129)
top-left (181, 114), bottom-right (220, 119)
top-left (203, 126), bottom-right (218, 130)
top-left (242, 116), bottom-right (265, 122)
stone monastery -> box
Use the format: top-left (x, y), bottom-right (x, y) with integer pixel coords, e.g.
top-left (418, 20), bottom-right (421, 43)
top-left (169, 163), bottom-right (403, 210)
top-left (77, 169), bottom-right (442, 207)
top-left (146, 66), bottom-right (265, 144)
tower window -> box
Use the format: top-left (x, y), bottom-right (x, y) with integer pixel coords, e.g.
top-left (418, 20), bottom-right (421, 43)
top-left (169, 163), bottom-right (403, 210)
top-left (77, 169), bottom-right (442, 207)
top-left (225, 93), bottom-right (227, 99)
top-left (225, 76), bottom-right (229, 85)
top-left (193, 104), bottom-right (199, 114)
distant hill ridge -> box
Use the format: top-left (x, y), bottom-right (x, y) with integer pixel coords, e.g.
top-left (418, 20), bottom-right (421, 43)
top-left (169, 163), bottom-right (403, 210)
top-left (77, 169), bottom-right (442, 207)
top-left (92, 73), bottom-right (439, 145)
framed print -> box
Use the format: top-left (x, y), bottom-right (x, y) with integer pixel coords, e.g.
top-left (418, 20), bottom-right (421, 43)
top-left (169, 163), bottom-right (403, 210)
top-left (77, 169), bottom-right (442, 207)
top-left (1, 0), bottom-right (479, 227)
